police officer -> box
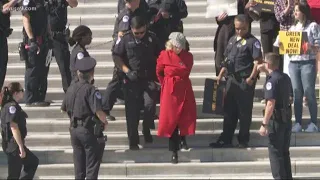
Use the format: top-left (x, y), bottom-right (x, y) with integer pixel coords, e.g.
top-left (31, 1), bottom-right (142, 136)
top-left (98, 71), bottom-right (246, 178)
top-left (102, 0), bottom-right (150, 120)
top-left (61, 56), bottom-right (108, 179)
top-left (47, 0), bottom-right (78, 92)
top-left (0, 0), bottom-right (15, 90)
top-left (21, 0), bottom-right (51, 107)
top-left (148, 0), bottom-right (188, 46)
top-left (112, 16), bottom-right (162, 150)
top-left (209, 14), bottom-right (263, 148)
top-left (1, 82), bottom-right (39, 179)
top-left (69, 25), bottom-right (92, 82)
top-left (68, 25), bottom-right (116, 121)
top-left (258, 53), bottom-right (293, 180)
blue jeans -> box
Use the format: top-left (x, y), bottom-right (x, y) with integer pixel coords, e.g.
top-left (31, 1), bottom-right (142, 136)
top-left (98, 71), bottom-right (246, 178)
top-left (289, 60), bottom-right (317, 125)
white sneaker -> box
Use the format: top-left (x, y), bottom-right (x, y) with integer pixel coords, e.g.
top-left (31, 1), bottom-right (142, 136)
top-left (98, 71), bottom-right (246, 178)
top-left (292, 123), bottom-right (302, 133)
top-left (305, 122), bottom-right (318, 133)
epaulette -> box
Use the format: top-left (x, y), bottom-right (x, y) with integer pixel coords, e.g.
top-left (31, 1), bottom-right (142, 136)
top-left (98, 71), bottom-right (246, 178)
top-left (148, 30), bottom-right (157, 36)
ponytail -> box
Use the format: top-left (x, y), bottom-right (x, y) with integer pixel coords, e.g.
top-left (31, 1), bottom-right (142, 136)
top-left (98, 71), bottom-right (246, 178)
top-left (0, 87), bottom-right (12, 108)
top-left (68, 37), bottom-right (76, 46)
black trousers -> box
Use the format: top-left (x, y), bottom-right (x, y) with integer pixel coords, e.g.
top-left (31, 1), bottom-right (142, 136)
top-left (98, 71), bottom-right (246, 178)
top-left (123, 80), bottom-right (157, 146)
top-left (169, 127), bottom-right (183, 152)
top-left (2, 143), bottom-right (39, 180)
top-left (24, 42), bottom-right (49, 104)
top-left (268, 119), bottom-right (292, 180)
top-left (70, 126), bottom-right (105, 180)
top-left (102, 68), bottom-right (124, 114)
top-left (52, 34), bottom-right (72, 92)
top-left (0, 34), bottom-right (8, 89)
top-left (219, 76), bottom-right (255, 144)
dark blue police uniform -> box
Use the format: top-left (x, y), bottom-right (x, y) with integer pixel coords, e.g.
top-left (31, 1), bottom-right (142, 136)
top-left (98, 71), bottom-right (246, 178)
top-left (264, 70), bottom-right (293, 179)
top-left (61, 56), bottom-right (105, 179)
top-left (69, 44), bottom-right (90, 82)
top-left (112, 31), bottom-right (162, 149)
top-left (212, 34), bottom-right (262, 147)
top-left (1, 100), bottom-right (39, 179)
top-left (104, 2), bottom-right (150, 119)
top-left (22, 0), bottom-right (50, 106)
top-left (48, 0), bottom-right (72, 92)
top-left (0, 0), bottom-right (13, 89)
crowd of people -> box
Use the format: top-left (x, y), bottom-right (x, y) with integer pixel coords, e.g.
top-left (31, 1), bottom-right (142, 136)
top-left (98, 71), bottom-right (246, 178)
top-left (0, 0), bottom-right (320, 179)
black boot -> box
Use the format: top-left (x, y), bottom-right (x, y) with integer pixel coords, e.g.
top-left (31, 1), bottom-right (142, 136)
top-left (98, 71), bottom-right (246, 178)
top-left (180, 136), bottom-right (189, 150)
top-left (171, 151), bottom-right (178, 164)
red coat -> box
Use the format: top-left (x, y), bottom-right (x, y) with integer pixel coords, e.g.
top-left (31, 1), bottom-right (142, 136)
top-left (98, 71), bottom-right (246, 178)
top-left (308, 0), bottom-right (320, 23)
top-left (156, 50), bottom-right (197, 137)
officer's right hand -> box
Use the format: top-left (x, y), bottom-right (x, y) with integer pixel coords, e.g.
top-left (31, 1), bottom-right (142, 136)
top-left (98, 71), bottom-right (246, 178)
top-left (29, 42), bottom-right (40, 54)
top-left (118, 31), bottom-right (124, 37)
top-left (217, 12), bottom-right (228, 22)
top-left (126, 70), bottom-right (138, 81)
top-left (19, 146), bottom-right (26, 158)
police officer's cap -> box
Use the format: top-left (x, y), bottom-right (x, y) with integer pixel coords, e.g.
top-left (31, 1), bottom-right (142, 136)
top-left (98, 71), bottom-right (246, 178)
top-left (75, 57), bottom-right (97, 72)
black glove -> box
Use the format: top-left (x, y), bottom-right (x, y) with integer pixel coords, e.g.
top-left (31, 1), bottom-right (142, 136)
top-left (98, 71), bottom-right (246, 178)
top-left (126, 70), bottom-right (138, 81)
top-left (29, 42), bottom-right (39, 53)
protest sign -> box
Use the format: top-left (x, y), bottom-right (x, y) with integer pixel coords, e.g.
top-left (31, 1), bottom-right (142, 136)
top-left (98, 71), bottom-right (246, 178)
top-left (251, 0), bottom-right (274, 13)
top-left (205, 0), bottom-right (237, 18)
top-left (202, 78), bottom-right (226, 115)
top-left (279, 31), bottom-right (309, 55)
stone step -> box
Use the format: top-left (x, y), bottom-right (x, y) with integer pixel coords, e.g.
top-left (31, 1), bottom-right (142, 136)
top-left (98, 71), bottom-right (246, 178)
top-left (8, 36), bottom-right (218, 51)
top-left (7, 25), bottom-right (261, 41)
top-left (0, 161), bottom-right (318, 177)
top-left (7, 73), bottom-right (314, 91)
top-left (5, 60), bottom-right (215, 76)
top-left (7, 48), bottom-right (214, 63)
top-left (28, 174), bottom-right (320, 180)
top-left (7, 21), bottom-right (261, 39)
top-left (0, 146), bottom-right (319, 164)
top-left (3, 130), bottom-right (320, 147)
top-left (9, 13), bottom-right (260, 27)
top-left (25, 117), bottom-right (314, 133)
top-left (15, 100), bottom-right (316, 119)
top-left (8, 1), bottom-right (209, 16)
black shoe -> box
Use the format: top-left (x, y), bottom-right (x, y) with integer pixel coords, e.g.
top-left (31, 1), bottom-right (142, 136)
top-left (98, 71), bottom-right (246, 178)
top-left (129, 145), bottom-right (140, 150)
top-left (238, 143), bottom-right (248, 148)
top-left (180, 139), bottom-right (189, 150)
top-left (106, 115), bottom-right (116, 121)
top-left (115, 98), bottom-right (125, 105)
top-left (171, 152), bottom-right (178, 164)
top-left (144, 134), bottom-right (153, 143)
top-left (26, 101), bottom-right (50, 107)
top-left (209, 140), bottom-right (233, 148)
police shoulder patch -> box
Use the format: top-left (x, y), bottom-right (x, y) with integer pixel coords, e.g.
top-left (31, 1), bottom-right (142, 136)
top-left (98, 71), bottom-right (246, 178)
top-left (122, 15), bottom-right (129, 22)
top-left (254, 41), bottom-right (261, 49)
top-left (95, 91), bottom-right (102, 99)
top-left (9, 106), bottom-right (16, 114)
top-left (266, 82), bottom-right (272, 90)
top-left (23, 0), bottom-right (30, 6)
top-left (77, 52), bottom-right (84, 60)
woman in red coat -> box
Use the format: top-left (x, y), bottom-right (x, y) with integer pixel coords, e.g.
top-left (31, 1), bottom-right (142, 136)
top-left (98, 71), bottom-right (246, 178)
top-left (156, 32), bottom-right (197, 164)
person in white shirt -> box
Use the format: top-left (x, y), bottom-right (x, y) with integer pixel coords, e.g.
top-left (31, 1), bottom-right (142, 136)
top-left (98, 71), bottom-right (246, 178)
top-left (284, 1), bottom-right (320, 132)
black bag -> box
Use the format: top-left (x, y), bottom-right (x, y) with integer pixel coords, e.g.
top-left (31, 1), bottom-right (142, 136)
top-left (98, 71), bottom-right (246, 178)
top-left (202, 78), bottom-right (226, 115)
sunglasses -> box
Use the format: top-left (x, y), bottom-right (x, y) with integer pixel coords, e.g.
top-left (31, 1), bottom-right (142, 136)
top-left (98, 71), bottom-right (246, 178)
top-left (133, 31), bottom-right (145, 35)
top-left (18, 89), bottom-right (24, 92)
